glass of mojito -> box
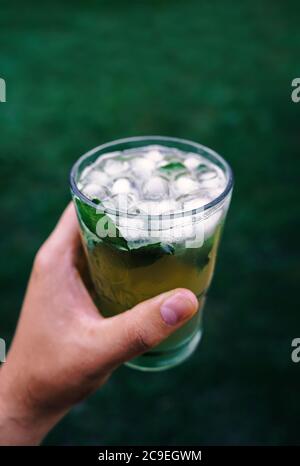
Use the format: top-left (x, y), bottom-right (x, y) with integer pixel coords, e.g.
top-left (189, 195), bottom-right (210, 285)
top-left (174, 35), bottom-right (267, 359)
top-left (70, 136), bottom-right (233, 371)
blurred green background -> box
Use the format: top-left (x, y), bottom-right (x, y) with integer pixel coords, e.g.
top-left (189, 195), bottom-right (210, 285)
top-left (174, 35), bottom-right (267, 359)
top-left (1, 0), bottom-right (300, 445)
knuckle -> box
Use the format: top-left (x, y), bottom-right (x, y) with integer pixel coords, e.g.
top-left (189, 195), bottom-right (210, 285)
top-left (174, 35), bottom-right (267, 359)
top-left (128, 324), bottom-right (153, 354)
top-left (34, 245), bottom-right (53, 271)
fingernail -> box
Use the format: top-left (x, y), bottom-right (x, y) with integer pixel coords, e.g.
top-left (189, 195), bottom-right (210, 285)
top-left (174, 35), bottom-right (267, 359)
top-left (160, 290), bottom-right (198, 326)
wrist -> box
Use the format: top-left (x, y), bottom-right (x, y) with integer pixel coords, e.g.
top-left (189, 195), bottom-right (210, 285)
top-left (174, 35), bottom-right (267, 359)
top-left (0, 365), bottom-right (63, 445)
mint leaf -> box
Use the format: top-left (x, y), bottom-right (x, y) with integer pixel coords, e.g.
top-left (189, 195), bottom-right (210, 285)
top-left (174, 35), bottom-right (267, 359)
top-left (75, 198), bottom-right (129, 251)
top-left (197, 163), bottom-right (209, 172)
top-left (159, 161), bottom-right (186, 172)
top-left (75, 199), bottom-right (177, 263)
top-left (127, 242), bottom-right (175, 267)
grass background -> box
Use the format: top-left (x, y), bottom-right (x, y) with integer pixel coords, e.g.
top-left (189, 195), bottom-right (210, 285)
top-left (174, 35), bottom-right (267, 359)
top-left (1, 0), bottom-right (300, 445)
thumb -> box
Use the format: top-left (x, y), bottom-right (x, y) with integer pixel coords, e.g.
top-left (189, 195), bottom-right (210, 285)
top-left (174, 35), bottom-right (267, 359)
top-left (98, 288), bottom-right (199, 368)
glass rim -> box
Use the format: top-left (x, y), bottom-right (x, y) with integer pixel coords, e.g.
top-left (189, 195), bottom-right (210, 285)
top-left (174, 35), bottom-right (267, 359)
top-left (70, 135), bottom-right (234, 220)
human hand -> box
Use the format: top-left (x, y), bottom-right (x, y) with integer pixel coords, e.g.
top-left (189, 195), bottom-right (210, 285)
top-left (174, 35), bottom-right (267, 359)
top-left (0, 204), bottom-right (198, 445)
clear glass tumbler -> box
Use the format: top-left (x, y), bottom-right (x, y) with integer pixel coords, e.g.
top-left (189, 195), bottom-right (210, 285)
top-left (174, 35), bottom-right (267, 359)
top-left (70, 136), bottom-right (233, 371)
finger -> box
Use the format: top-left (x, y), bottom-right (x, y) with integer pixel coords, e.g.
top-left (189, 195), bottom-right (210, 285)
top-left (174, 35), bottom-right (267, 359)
top-left (96, 288), bottom-right (199, 368)
top-left (44, 203), bottom-right (81, 258)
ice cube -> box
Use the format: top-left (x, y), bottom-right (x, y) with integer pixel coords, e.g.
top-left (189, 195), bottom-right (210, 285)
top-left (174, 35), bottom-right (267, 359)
top-left (81, 170), bottom-right (110, 188)
top-left (176, 221), bottom-right (195, 240)
top-left (149, 228), bottom-right (175, 243)
top-left (188, 207), bottom-right (224, 245)
top-left (149, 217), bottom-right (195, 243)
top-left (111, 193), bottom-right (139, 213)
top-left (179, 191), bottom-right (212, 211)
top-left (80, 164), bottom-right (94, 181)
top-left (185, 221), bottom-right (205, 248)
top-left (81, 183), bottom-right (109, 201)
top-left (206, 186), bottom-right (224, 198)
top-left (111, 177), bottom-right (134, 195)
top-left (104, 158), bottom-right (129, 176)
top-left (173, 175), bottom-right (200, 196)
top-left (101, 197), bottom-right (115, 211)
top-left (131, 157), bottom-right (156, 178)
top-left (184, 154), bottom-right (202, 171)
top-left (91, 171), bottom-right (110, 185)
top-left (201, 180), bottom-right (223, 191)
top-left (197, 167), bottom-right (218, 181)
top-left (139, 199), bottom-right (180, 215)
top-left (142, 176), bottom-right (169, 200)
top-left (118, 217), bottom-right (145, 241)
top-left (197, 166), bottom-right (225, 188)
top-left (147, 148), bottom-right (164, 163)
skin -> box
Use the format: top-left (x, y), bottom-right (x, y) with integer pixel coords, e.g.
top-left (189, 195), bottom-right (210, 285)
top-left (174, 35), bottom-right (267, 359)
top-left (0, 204), bottom-right (198, 445)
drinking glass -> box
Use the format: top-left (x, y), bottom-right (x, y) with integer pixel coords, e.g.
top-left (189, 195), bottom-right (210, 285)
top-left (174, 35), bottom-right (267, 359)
top-left (70, 136), bottom-right (233, 371)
